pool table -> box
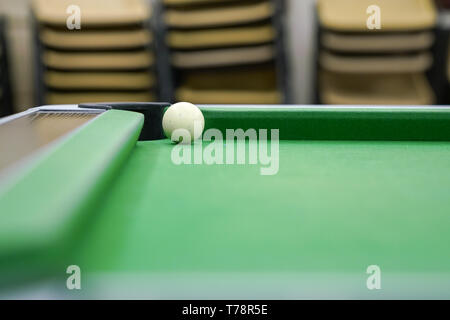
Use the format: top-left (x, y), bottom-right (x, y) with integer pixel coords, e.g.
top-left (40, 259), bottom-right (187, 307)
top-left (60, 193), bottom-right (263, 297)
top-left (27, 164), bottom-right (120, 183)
top-left (0, 104), bottom-right (450, 299)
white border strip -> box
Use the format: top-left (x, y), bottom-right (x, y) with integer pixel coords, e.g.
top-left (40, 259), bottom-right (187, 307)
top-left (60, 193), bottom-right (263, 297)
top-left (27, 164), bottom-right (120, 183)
top-left (198, 104), bottom-right (450, 110)
top-left (3, 104), bottom-right (450, 126)
top-left (2, 272), bottom-right (450, 300)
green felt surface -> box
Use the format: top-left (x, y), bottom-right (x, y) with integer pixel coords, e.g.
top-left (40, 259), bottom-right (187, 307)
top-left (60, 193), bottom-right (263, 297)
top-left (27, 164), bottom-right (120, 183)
top-left (72, 139), bottom-right (450, 275)
top-left (1, 106), bottom-right (450, 297)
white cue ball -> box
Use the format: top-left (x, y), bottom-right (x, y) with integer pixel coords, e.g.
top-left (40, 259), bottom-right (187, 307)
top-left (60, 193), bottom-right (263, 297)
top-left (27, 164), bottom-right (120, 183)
top-left (162, 102), bottom-right (205, 144)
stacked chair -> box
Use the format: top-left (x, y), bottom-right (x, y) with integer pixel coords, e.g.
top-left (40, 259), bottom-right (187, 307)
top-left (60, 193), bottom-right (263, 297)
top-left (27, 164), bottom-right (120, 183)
top-left (160, 0), bottom-right (289, 104)
top-left (0, 17), bottom-right (13, 117)
top-left (433, 0), bottom-right (450, 104)
top-left (31, 0), bottom-right (157, 105)
top-left (316, 0), bottom-right (437, 105)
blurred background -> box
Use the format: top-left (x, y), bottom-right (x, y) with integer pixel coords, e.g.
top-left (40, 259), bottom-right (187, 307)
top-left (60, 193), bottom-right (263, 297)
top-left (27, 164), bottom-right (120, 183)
top-left (0, 0), bottom-right (449, 116)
